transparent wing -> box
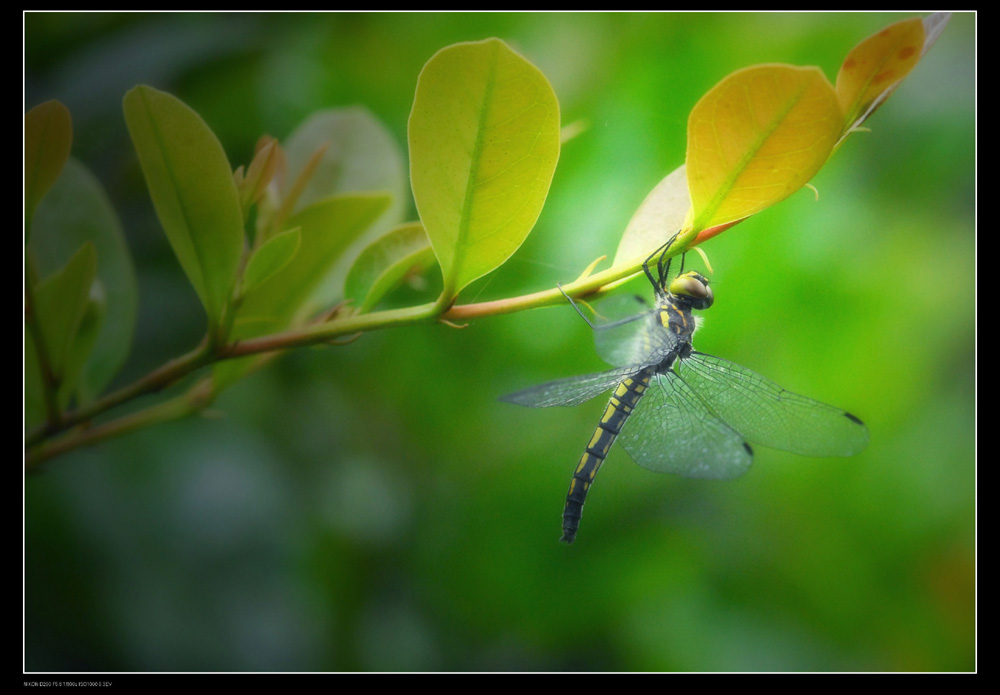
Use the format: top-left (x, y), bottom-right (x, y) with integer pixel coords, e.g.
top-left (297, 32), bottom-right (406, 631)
top-left (500, 366), bottom-right (644, 408)
top-left (678, 352), bottom-right (869, 457)
top-left (589, 293), bottom-right (679, 368)
top-left (617, 370), bottom-right (753, 480)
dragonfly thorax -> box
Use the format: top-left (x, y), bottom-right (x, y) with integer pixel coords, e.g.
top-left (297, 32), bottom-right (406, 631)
top-left (646, 269), bottom-right (712, 367)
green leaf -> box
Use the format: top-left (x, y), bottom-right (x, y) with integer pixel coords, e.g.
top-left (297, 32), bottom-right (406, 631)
top-left (58, 293), bottom-right (104, 410)
top-left (25, 330), bottom-right (46, 428)
top-left (216, 193), bottom-right (390, 394)
top-left (123, 85), bottom-right (243, 330)
top-left (344, 222), bottom-right (438, 313)
top-left (30, 242), bottom-right (98, 385)
top-left (29, 158), bottom-right (138, 404)
top-left (233, 193), bottom-right (391, 337)
top-left (25, 100), bottom-right (72, 233)
top-left (241, 227), bottom-right (301, 296)
top-left (686, 64), bottom-right (842, 232)
top-left (280, 107), bottom-right (406, 311)
top-left (283, 106), bottom-right (407, 224)
top-left (408, 38), bottom-right (560, 299)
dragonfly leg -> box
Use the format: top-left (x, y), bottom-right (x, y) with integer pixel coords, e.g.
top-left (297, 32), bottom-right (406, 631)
top-left (643, 230), bottom-right (682, 291)
top-left (557, 283), bottom-right (600, 329)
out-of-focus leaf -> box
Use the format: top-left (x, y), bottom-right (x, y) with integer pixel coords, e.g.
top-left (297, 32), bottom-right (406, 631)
top-left (686, 64), bottom-right (841, 233)
top-left (29, 242), bottom-right (98, 387)
top-left (29, 158), bottom-right (137, 404)
top-left (123, 85), bottom-right (243, 329)
top-left (25, 330), bottom-right (45, 429)
top-left (613, 164), bottom-right (690, 268)
top-left (251, 139), bottom-right (290, 245)
top-left (25, 100), bottom-right (72, 232)
top-left (283, 106), bottom-right (406, 224)
top-left (238, 136), bottom-right (280, 219)
top-left (921, 12), bottom-right (952, 55)
top-left (344, 222), bottom-right (438, 314)
top-left (58, 290), bottom-right (104, 410)
top-left (836, 17), bottom-right (926, 139)
top-left (241, 227), bottom-right (301, 296)
top-left (409, 38), bottom-right (560, 299)
top-left (281, 107), bottom-right (406, 310)
top-left (233, 193), bottom-right (391, 338)
top-left (216, 193), bottom-right (389, 393)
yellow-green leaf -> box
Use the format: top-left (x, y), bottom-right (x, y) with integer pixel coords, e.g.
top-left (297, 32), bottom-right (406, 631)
top-left (25, 100), bottom-right (72, 233)
top-left (123, 85), bottom-right (243, 330)
top-left (283, 106), bottom-right (407, 225)
top-left (409, 38), bottom-right (560, 299)
top-left (686, 64), bottom-right (842, 232)
top-left (344, 222), bottom-right (438, 314)
top-left (233, 193), bottom-right (390, 337)
top-left (241, 227), bottom-right (301, 296)
top-left (836, 17), bottom-right (926, 137)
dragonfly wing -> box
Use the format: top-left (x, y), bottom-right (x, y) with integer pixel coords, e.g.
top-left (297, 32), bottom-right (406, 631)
top-left (501, 366), bottom-right (643, 408)
top-left (679, 352), bottom-right (869, 457)
top-left (617, 370), bottom-right (753, 480)
top-left (590, 294), bottom-right (679, 368)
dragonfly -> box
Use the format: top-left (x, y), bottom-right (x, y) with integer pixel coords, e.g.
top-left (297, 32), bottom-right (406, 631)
top-left (502, 236), bottom-right (869, 544)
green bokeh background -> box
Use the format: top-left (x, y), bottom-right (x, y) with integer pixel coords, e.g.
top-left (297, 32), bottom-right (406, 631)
top-left (24, 12), bottom-right (975, 672)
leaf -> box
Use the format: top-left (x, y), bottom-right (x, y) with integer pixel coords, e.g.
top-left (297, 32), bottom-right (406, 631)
top-left (686, 64), bottom-right (842, 233)
top-left (613, 164), bottom-right (691, 268)
top-left (238, 136), bottom-right (280, 219)
top-left (233, 193), bottom-right (391, 337)
top-left (25, 100), bottom-right (72, 233)
top-left (409, 38), bottom-right (561, 299)
top-left (29, 242), bottom-right (98, 384)
top-left (344, 222), bottom-right (438, 313)
top-left (836, 17), bottom-right (926, 138)
top-left (123, 85), bottom-right (243, 330)
top-left (216, 194), bottom-right (389, 394)
top-left (58, 292), bottom-right (104, 410)
top-left (29, 158), bottom-right (138, 404)
top-left (26, 243), bottom-right (97, 429)
top-left (25, 330), bottom-right (46, 428)
top-left (241, 227), bottom-right (301, 296)
top-left (921, 12), bottom-right (952, 56)
top-left (283, 106), bottom-right (407, 223)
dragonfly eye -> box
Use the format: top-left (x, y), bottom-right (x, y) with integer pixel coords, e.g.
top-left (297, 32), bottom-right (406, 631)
top-left (669, 272), bottom-right (713, 308)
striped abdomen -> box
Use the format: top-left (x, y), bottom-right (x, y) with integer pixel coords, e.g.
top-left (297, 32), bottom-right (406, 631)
top-left (561, 369), bottom-right (653, 543)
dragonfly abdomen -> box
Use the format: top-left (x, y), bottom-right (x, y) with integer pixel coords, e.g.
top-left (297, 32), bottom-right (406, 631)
top-left (562, 369), bottom-right (653, 543)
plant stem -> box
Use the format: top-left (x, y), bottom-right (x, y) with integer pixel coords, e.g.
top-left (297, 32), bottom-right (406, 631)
top-left (24, 245), bottom-right (678, 467)
top-left (25, 341), bottom-right (213, 446)
top-left (25, 379), bottom-right (214, 470)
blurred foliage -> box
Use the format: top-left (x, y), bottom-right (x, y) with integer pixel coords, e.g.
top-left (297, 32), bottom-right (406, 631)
top-left (24, 12), bottom-right (974, 672)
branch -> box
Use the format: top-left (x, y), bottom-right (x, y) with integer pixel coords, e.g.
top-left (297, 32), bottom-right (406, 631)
top-left (24, 244), bottom-right (673, 468)
top-left (25, 378), bottom-right (216, 470)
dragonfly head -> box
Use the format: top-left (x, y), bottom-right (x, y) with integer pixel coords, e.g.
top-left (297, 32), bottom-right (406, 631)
top-left (668, 271), bottom-right (714, 310)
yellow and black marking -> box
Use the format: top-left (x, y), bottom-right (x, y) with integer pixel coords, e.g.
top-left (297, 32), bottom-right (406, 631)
top-left (561, 369), bottom-right (654, 543)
